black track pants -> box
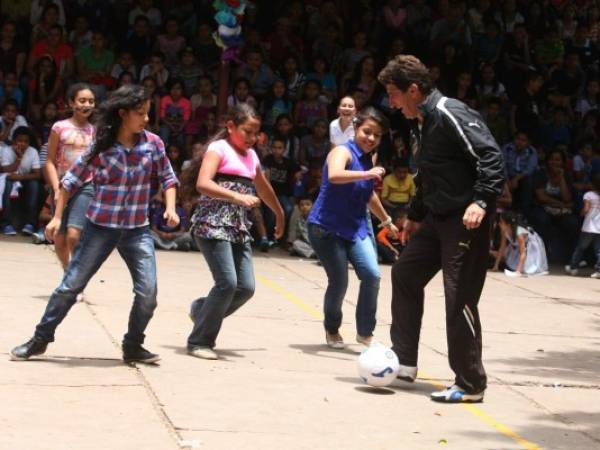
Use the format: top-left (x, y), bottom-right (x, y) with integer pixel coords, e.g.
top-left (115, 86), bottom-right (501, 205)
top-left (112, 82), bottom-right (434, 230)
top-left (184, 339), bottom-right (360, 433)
top-left (390, 212), bottom-right (490, 393)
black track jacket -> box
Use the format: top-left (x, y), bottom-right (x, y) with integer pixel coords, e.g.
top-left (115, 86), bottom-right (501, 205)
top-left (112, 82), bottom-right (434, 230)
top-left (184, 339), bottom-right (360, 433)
top-left (406, 89), bottom-right (505, 221)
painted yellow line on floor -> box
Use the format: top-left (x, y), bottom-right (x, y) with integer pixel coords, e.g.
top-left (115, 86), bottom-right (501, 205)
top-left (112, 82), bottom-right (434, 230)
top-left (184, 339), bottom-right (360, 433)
top-left (257, 274), bottom-right (542, 450)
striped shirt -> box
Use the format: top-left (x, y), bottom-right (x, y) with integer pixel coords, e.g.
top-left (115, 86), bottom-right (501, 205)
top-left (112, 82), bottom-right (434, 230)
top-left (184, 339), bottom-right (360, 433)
top-left (62, 130), bottom-right (178, 229)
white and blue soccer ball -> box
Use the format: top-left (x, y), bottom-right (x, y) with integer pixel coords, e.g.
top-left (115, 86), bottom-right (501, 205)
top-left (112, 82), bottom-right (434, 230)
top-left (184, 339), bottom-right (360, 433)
top-left (357, 343), bottom-right (400, 387)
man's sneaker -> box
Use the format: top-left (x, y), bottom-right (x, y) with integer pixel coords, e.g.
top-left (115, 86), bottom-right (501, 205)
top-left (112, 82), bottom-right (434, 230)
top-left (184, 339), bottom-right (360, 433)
top-left (188, 346), bottom-right (218, 360)
top-left (10, 337), bottom-right (48, 361)
top-left (21, 224), bottom-right (35, 236)
top-left (565, 265), bottom-right (578, 276)
top-left (591, 272), bottom-right (600, 279)
top-left (122, 344), bottom-right (160, 364)
top-left (356, 334), bottom-right (374, 346)
top-left (1, 225), bottom-right (17, 236)
top-left (259, 237), bottom-right (270, 252)
top-left (430, 384), bottom-right (484, 403)
top-left (396, 364), bottom-right (418, 382)
top-left (326, 332), bottom-right (345, 349)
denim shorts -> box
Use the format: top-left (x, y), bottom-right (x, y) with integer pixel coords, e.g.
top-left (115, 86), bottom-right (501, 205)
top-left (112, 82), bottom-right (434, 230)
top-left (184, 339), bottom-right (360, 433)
top-left (59, 183), bottom-right (94, 234)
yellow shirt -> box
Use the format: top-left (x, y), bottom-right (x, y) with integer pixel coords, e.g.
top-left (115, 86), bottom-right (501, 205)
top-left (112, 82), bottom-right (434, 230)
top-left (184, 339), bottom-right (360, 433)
top-left (381, 173), bottom-right (416, 204)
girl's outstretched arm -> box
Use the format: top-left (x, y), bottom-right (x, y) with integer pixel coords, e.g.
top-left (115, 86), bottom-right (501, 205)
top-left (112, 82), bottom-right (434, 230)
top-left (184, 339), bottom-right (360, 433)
top-left (516, 233), bottom-right (527, 274)
top-left (254, 166), bottom-right (285, 239)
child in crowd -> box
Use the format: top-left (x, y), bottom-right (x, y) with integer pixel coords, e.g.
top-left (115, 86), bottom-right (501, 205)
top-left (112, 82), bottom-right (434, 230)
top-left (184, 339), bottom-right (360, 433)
top-left (573, 140), bottom-right (595, 192)
top-left (329, 96), bottom-right (356, 148)
top-left (182, 103), bottom-right (284, 360)
top-left (172, 47), bottom-right (203, 98)
top-left (274, 113), bottom-right (301, 164)
top-left (237, 48), bottom-right (275, 99)
top-left (261, 79), bottom-right (292, 132)
top-left (141, 76), bottom-right (160, 132)
top-left (0, 72), bottom-right (24, 109)
top-left (376, 209), bottom-right (406, 264)
top-left (293, 160), bottom-right (323, 201)
top-left (155, 17), bottom-right (186, 70)
top-left (279, 55), bottom-right (305, 102)
top-left (0, 99), bottom-right (28, 144)
top-left (10, 85), bottom-right (180, 364)
top-left (33, 101), bottom-right (59, 146)
top-left (300, 118), bottom-right (329, 167)
top-left (45, 83), bottom-right (95, 272)
top-left (294, 79), bottom-right (328, 135)
top-left (27, 56), bottom-right (63, 122)
top-left (493, 211), bottom-right (549, 277)
top-left (566, 172), bottom-right (600, 278)
top-left (227, 77), bottom-right (257, 109)
top-left (306, 57), bottom-right (337, 104)
top-left (288, 196), bottom-right (315, 258)
top-left (159, 78), bottom-right (191, 146)
top-left (150, 190), bottom-right (191, 251)
top-left (166, 142), bottom-right (185, 175)
top-left (140, 52), bottom-right (169, 92)
top-left (381, 159), bottom-right (416, 214)
top-left (111, 51), bottom-right (138, 82)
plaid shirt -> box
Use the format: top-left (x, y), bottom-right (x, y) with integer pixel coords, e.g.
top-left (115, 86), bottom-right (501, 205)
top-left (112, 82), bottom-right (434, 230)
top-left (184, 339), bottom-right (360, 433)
top-left (62, 130), bottom-right (179, 229)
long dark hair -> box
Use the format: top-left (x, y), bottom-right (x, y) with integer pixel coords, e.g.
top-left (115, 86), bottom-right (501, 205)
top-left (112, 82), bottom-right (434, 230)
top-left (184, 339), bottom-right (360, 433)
top-left (86, 84), bottom-right (150, 162)
top-left (34, 56), bottom-right (58, 103)
top-left (180, 103), bottom-right (260, 202)
top-left (499, 210), bottom-right (529, 241)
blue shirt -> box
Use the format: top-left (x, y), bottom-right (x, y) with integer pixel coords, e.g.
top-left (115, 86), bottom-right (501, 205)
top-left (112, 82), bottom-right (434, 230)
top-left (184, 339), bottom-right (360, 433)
top-left (308, 140), bottom-right (374, 242)
top-left (502, 143), bottom-right (538, 178)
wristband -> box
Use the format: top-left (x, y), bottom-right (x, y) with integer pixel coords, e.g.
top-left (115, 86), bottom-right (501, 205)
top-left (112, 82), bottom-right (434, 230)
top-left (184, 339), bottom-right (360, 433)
top-left (378, 216), bottom-right (392, 228)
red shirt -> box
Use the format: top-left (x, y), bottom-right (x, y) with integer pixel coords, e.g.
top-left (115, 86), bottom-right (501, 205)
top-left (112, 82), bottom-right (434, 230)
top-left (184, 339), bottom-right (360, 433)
top-left (31, 40), bottom-right (73, 71)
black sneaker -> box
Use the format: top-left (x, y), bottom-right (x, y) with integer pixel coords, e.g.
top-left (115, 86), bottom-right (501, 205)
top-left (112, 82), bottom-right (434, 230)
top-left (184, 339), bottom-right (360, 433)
top-left (122, 344), bottom-right (161, 364)
top-left (10, 337), bottom-right (48, 361)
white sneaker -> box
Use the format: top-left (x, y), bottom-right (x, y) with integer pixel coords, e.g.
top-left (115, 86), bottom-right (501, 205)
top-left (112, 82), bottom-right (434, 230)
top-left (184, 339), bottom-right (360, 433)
top-left (430, 384), bottom-right (484, 403)
top-left (504, 269), bottom-right (525, 277)
top-left (591, 272), bottom-right (600, 279)
top-left (396, 364), bottom-right (418, 382)
top-left (325, 332), bottom-right (345, 349)
top-left (564, 265), bottom-right (578, 276)
top-left (188, 346), bottom-right (218, 360)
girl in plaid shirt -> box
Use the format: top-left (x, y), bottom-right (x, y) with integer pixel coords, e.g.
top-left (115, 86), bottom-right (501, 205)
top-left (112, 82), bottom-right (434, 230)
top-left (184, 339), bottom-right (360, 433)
top-left (11, 85), bottom-right (179, 365)
top-left (181, 104), bottom-right (284, 360)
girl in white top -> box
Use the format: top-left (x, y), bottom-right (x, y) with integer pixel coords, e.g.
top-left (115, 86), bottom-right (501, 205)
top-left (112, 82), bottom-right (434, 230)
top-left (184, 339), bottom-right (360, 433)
top-left (494, 211), bottom-right (548, 277)
top-left (329, 96), bottom-right (356, 149)
top-left (566, 173), bottom-right (600, 278)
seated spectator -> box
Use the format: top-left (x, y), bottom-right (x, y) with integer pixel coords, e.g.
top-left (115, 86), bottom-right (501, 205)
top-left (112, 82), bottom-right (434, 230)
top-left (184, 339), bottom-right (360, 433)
top-left (32, 101), bottom-right (59, 146)
top-left (190, 22), bottom-right (220, 73)
top-left (110, 51), bottom-right (138, 82)
top-left (154, 17), bottom-right (186, 70)
top-left (548, 52), bottom-right (585, 107)
top-left (294, 80), bottom-right (327, 136)
top-left (503, 130), bottom-right (538, 212)
top-left (574, 110), bottom-right (600, 145)
top-left (139, 51), bottom-right (169, 92)
top-left (574, 77), bottom-right (599, 119)
top-left (190, 76), bottom-right (217, 121)
top-left (124, 15), bottom-right (155, 66)
top-left (573, 140), bottom-right (595, 192)
top-left (68, 15), bottom-right (92, 54)
top-left (171, 47), bottom-right (203, 98)
top-left (0, 127), bottom-right (41, 235)
top-left (306, 57), bottom-right (337, 105)
top-left (128, 0), bottom-right (162, 31)
top-left (534, 27), bottom-right (564, 70)
top-left (288, 197), bottom-right (316, 258)
top-left (261, 79), bottom-right (292, 132)
top-left (0, 99), bottom-right (28, 144)
top-left (150, 191), bottom-right (192, 251)
top-left (300, 119), bottom-right (329, 168)
top-left (567, 23), bottom-right (598, 70)
top-left (376, 209), bottom-right (406, 264)
top-left (0, 21), bottom-right (26, 81)
top-left (493, 211), bottom-right (548, 276)
top-left (540, 107), bottom-right (572, 150)
top-left (293, 160), bottom-right (322, 201)
top-left (31, 3), bottom-right (64, 44)
top-left (450, 70), bottom-right (478, 110)
top-left (0, 72), bottom-right (25, 109)
top-left (341, 56), bottom-right (378, 104)
top-left (312, 22), bottom-right (343, 71)
top-left (484, 97), bottom-right (510, 146)
top-left (77, 31), bottom-right (115, 96)
top-left (265, 16), bottom-right (304, 68)
top-left (27, 56), bottom-right (63, 122)
top-left (339, 31), bottom-right (371, 75)
top-left (28, 24), bottom-right (73, 79)
top-left (329, 96), bottom-right (356, 148)
top-left (475, 63), bottom-right (508, 107)
top-left (530, 148), bottom-right (580, 263)
top-left (236, 48), bottom-right (275, 100)
top-left (274, 114), bottom-right (301, 164)
top-left (141, 76), bottom-right (160, 132)
top-left (381, 159), bottom-right (415, 214)
top-left (116, 70), bottom-right (135, 88)
top-left (474, 20), bottom-right (503, 65)
top-left (227, 77), bottom-right (257, 109)
top-left (166, 142), bottom-right (185, 176)
top-left (278, 55), bottom-right (305, 102)
top-left (511, 71), bottom-right (544, 141)
top-left (159, 78), bottom-right (191, 146)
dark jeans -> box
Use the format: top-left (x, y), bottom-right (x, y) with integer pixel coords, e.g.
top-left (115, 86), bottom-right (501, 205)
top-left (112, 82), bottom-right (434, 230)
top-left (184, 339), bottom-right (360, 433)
top-left (390, 212), bottom-right (490, 394)
top-left (570, 232), bottom-right (600, 270)
top-left (308, 223), bottom-right (380, 337)
top-left (1, 179), bottom-right (40, 227)
top-left (529, 207), bottom-right (580, 264)
top-left (188, 237), bottom-right (255, 348)
top-left (34, 221), bottom-right (158, 346)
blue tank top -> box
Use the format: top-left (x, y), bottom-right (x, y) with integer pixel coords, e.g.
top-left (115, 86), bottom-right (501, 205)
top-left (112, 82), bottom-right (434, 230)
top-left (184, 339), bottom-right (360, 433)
top-left (308, 139), bottom-right (374, 242)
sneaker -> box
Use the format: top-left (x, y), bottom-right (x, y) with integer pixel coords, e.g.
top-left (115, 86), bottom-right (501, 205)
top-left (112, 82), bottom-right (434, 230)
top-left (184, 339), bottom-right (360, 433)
top-left (430, 384), bottom-right (484, 403)
top-left (122, 344), bottom-right (160, 364)
top-left (1, 225), bottom-right (17, 236)
top-left (188, 346), bottom-right (218, 360)
top-left (32, 230), bottom-right (47, 244)
top-left (396, 364), bottom-right (418, 382)
top-left (259, 237), bottom-right (270, 252)
top-left (325, 331), bottom-right (345, 349)
top-left (356, 334), bottom-right (374, 346)
top-left (21, 224), bottom-right (35, 236)
top-left (10, 337), bottom-right (48, 361)
top-left (564, 265), bottom-right (578, 276)
top-left (591, 272), bottom-right (600, 279)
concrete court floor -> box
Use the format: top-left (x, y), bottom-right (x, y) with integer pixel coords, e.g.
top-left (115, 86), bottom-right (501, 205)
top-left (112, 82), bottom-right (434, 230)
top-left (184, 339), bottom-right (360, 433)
top-left (0, 236), bottom-right (599, 450)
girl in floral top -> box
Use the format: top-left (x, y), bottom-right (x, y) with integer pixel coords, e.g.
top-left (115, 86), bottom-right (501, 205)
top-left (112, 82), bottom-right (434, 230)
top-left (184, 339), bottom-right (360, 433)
top-left (182, 103), bottom-right (284, 360)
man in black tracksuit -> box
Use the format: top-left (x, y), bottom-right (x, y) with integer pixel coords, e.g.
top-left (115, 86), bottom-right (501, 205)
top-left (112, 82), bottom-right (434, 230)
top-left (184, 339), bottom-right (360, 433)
top-left (378, 55), bottom-right (505, 403)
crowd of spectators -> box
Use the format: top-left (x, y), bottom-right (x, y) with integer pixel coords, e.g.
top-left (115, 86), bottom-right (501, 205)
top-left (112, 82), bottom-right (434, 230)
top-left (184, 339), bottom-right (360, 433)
top-left (1, 0), bottom-right (599, 271)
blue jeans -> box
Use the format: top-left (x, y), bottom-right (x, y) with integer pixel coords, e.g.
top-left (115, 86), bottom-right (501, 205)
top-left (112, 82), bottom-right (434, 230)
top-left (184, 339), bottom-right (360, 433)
top-left (35, 221), bottom-right (158, 346)
top-left (570, 232), bottom-right (600, 270)
top-left (308, 223), bottom-right (380, 337)
top-left (188, 237), bottom-right (255, 348)
top-left (1, 179), bottom-right (40, 227)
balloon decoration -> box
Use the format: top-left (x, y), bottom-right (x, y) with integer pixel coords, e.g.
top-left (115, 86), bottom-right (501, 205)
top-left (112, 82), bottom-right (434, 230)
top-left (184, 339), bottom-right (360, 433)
top-left (213, 0), bottom-right (247, 63)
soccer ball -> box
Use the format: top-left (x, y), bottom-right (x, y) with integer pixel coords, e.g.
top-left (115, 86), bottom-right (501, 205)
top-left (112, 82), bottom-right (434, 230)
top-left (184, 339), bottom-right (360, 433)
top-left (357, 344), bottom-right (400, 387)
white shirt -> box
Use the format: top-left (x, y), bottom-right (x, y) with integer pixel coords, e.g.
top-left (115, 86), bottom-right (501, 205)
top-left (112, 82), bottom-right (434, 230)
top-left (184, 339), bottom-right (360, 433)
top-left (582, 191), bottom-right (600, 234)
top-left (329, 118), bottom-right (355, 146)
top-left (0, 115), bottom-right (28, 142)
top-left (0, 145), bottom-right (41, 174)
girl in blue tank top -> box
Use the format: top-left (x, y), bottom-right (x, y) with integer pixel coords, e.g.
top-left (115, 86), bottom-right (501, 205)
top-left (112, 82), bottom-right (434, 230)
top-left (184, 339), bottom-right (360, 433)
top-left (308, 107), bottom-right (399, 349)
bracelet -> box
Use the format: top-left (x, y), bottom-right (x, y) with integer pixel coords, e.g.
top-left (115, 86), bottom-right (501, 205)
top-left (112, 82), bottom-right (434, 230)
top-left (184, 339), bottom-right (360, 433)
top-left (378, 216), bottom-right (392, 228)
